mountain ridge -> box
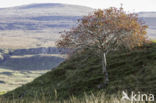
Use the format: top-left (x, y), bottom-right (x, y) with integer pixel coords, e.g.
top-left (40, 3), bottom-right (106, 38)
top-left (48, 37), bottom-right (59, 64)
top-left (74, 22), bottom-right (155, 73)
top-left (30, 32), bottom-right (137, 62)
top-left (0, 3), bottom-right (93, 49)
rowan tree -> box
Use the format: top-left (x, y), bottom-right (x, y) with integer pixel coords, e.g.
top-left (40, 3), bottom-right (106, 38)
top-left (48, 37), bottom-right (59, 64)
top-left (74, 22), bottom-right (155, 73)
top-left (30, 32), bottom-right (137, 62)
top-left (56, 7), bottom-right (148, 85)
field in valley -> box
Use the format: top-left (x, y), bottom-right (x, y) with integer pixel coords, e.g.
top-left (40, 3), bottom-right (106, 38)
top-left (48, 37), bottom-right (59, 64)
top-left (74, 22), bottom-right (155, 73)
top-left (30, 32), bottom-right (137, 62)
top-left (0, 68), bottom-right (49, 93)
top-left (0, 53), bottom-right (65, 93)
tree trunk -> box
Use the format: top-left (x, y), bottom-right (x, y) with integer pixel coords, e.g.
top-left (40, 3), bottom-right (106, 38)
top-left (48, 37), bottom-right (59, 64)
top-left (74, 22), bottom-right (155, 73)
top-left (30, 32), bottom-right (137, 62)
top-left (102, 52), bottom-right (109, 85)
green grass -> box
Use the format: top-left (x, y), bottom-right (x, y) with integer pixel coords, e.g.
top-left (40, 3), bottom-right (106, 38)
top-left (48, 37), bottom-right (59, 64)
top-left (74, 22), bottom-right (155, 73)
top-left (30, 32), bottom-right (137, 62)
top-left (1, 43), bottom-right (156, 102)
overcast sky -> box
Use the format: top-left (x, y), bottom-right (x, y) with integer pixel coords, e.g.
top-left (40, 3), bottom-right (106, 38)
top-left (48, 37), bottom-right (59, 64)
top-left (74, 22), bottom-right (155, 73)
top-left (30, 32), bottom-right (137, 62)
top-left (0, 0), bottom-right (156, 12)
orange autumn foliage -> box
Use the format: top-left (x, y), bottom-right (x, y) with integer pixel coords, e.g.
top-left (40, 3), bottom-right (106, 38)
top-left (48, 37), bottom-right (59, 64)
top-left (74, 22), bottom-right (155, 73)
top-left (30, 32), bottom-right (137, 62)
top-left (56, 7), bottom-right (148, 52)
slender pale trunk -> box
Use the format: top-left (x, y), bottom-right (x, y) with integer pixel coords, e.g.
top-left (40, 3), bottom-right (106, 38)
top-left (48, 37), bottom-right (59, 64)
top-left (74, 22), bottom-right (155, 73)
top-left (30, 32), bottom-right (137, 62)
top-left (102, 52), bottom-right (109, 85)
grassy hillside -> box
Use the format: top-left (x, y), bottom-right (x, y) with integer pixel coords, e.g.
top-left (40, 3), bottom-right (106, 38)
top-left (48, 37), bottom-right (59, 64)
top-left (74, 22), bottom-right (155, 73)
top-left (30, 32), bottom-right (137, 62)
top-left (1, 43), bottom-right (156, 102)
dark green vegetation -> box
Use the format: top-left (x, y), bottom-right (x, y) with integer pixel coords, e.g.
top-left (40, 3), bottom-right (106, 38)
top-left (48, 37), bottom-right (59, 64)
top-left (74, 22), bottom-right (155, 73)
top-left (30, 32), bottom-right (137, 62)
top-left (2, 43), bottom-right (156, 101)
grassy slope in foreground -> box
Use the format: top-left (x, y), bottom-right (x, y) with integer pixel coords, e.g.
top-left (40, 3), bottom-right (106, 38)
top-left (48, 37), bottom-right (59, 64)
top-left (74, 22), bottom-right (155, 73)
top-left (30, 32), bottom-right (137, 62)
top-left (2, 43), bottom-right (156, 100)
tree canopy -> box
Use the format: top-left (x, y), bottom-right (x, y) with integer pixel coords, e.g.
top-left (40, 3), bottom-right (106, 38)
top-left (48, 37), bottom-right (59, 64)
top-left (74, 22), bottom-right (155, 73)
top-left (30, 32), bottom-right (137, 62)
top-left (57, 7), bottom-right (148, 53)
top-left (56, 7), bottom-right (148, 85)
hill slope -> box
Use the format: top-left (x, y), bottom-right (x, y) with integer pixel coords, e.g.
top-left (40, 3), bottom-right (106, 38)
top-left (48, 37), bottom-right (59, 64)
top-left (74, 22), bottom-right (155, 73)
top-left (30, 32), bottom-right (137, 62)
top-left (2, 43), bottom-right (156, 101)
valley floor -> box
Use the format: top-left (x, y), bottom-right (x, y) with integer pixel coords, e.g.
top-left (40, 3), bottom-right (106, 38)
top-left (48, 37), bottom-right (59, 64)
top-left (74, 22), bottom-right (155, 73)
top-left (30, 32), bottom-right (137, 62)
top-left (0, 68), bottom-right (48, 93)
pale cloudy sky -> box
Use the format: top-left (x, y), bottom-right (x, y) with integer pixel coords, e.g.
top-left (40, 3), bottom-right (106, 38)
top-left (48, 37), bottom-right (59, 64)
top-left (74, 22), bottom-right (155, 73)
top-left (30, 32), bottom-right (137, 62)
top-left (0, 0), bottom-right (156, 12)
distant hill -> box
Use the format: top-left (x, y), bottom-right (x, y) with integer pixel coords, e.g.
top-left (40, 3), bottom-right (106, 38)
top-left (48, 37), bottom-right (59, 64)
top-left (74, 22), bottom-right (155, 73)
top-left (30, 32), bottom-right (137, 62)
top-left (0, 3), bottom-right (93, 49)
top-left (139, 12), bottom-right (156, 17)
top-left (0, 4), bottom-right (155, 49)
top-left (138, 12), bottom-right (156, 39)
top-left (0, 3), bottom-right (93, 30)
